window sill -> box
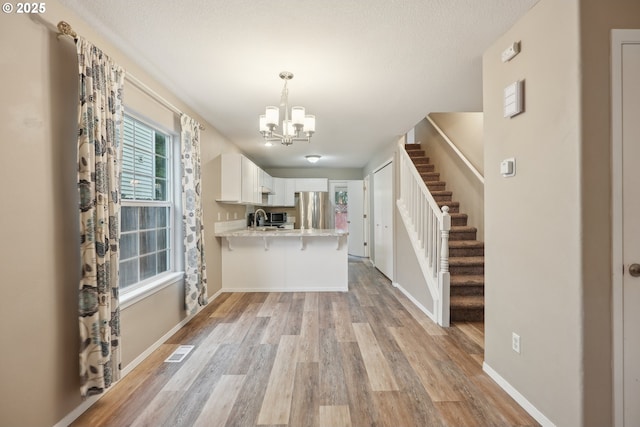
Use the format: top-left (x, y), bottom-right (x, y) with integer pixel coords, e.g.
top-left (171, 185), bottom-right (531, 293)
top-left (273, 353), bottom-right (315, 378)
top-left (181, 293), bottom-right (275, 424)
top-left (120, 271), bottom-right (184, 310)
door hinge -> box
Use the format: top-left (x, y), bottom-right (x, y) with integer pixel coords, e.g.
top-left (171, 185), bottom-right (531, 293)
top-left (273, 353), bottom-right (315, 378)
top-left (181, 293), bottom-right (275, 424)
top-left (363, 214), bottom-right (367, 218)
top-left (364, 242), bottom-right (368, 246)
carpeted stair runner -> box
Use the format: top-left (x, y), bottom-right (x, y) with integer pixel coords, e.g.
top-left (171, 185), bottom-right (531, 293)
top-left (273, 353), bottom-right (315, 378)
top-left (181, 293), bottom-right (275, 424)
top-left (405, 144), bottom-right (484, 322)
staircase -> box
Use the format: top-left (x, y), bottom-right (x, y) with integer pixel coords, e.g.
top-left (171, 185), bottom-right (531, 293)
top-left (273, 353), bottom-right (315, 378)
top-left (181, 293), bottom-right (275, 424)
top-left (405, 144), bottom-right (484, 322)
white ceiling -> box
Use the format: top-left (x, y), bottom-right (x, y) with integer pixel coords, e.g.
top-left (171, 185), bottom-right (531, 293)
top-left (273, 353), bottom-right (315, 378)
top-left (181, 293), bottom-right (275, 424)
top-left (59, 0), bottom-right (538, 169)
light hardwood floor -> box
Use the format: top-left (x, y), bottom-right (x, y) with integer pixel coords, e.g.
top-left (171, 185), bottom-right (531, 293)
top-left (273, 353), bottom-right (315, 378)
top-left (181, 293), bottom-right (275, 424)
top-left (72, 258), bottom-right (539, 427)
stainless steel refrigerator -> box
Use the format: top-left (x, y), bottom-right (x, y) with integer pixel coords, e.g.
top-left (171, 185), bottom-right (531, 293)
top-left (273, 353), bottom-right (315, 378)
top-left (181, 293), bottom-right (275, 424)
top-left (297, 191), bottom-right (330, 229)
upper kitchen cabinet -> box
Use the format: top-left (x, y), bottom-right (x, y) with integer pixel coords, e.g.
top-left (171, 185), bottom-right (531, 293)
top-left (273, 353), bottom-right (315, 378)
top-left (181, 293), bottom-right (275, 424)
top-left (215, 153), bottom-right (243, 203)
top-left (260, 169), bottom-right (273, 194)
top-left (215, 153), bottom-right (263, 204)
top-left (241, 155), bottom-right (260, 204)
top-left (295, 178), bottom-right (329, 192)
top-left (268, 178), bottom-right (296, 207)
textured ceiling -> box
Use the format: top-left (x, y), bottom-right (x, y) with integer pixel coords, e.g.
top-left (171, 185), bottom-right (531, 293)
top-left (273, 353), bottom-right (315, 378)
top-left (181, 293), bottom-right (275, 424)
top-left (59, 0), bottom-right (538, 168)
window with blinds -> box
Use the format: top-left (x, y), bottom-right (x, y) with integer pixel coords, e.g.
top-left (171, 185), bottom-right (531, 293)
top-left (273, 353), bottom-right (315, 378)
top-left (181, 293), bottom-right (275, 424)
top-left (120, 115), bottom-right (174, 290)
top-left (122, 116), bottom-right (169, 201)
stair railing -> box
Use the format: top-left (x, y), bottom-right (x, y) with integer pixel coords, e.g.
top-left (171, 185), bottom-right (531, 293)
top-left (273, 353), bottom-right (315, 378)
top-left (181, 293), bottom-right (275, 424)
top-left (396, 140), bottom-right (451, 327)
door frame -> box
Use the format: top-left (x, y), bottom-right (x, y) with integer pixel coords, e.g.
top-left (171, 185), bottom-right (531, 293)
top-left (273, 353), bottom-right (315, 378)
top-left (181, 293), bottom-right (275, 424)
top-left (612, 29), bottom-right (640, 427)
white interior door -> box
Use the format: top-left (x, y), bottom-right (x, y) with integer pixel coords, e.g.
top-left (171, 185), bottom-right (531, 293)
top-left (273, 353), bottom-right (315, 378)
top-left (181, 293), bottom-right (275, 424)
top-left (614, 30), bottom-right (640, 427)
top-left (622, 39), bottom-right (640, 427)
top-left (363, 176), bottom-right (370, 258)
top-left (347, 180), bottom-right (365, 256)
top-left (373, 163), bottom-right (393, 279)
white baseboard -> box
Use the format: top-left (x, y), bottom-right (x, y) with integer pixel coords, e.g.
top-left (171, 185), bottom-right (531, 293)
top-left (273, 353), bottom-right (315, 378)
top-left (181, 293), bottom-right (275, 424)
top-left (53, 291), bottom-right (223, 427)
top-left (482, 362), bottom-right (556, 427)
top-left (392, 281), bottom-right (437, 323)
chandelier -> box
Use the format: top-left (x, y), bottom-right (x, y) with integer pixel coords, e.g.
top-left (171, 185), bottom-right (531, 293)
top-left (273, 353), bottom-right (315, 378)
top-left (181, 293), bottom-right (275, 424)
top-left (259, 71), bottom-right (316, 146)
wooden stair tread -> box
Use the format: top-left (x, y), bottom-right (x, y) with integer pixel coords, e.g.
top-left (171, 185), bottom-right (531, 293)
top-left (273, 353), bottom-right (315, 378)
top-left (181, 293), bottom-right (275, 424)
top-left (449, 240), bottom-right (483, 248)
top-left (405, 144), bottom-right (423, 150)
top-left (450, 275), bottom-right (485, 286)
top-left (421, 172), bottom-right (440, 178)
top-left (430, 190), bottom-right (452, 196)
top-left (450, 295), bottom-right (484, 309)
top-left (450, 225), bottom-right (476, 232)
top-left (449, 256), bottom-right (484, 265)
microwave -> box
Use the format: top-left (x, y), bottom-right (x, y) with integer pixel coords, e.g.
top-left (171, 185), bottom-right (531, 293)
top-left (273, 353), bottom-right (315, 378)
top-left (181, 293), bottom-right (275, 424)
top-left (267, 212), bottom-right (287, 224)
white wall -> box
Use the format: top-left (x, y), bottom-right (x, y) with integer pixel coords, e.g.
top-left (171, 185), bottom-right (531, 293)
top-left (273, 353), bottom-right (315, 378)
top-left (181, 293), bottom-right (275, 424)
top-left (265, 167), bottom-right (363, 180)
top-left (394, 216), bottom-right (435, 315)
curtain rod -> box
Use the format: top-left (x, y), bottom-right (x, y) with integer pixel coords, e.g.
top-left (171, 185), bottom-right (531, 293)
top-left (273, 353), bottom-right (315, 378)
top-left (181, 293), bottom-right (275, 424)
top-left (56, 21), bottom-right (205, 131)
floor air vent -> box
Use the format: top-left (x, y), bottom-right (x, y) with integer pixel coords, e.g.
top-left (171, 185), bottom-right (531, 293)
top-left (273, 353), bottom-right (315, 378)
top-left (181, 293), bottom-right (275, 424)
top-left (165, 345), bottom-right (194, 363)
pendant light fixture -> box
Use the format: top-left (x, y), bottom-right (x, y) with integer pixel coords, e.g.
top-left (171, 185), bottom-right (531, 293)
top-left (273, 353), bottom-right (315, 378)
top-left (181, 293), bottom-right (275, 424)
top-left (259, 71), bottom-right (316, 146)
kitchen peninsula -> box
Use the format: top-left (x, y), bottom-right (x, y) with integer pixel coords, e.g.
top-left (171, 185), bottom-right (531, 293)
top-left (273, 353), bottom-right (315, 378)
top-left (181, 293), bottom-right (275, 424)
top-left (215, 227), bottom-right (349, 292)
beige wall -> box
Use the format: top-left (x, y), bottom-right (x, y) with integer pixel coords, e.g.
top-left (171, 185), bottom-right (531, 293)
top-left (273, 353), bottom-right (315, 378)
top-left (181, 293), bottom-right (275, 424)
top-left (0, 2), bottom-right (243, 425)
top-left (483, 1), bottom-right (583, 425)
top-left (579, 0), bottom-right (640, 424)
top-left (484, 0), bottom-right (640, 425)
top-left (415, 115), bottom-right (485, 240)
top-left (428, 112), bottom-right (484, 175)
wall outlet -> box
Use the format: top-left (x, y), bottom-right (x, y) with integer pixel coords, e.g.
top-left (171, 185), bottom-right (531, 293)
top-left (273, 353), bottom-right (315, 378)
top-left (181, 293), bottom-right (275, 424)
top-left (512, 332), bottom-right (521, 354)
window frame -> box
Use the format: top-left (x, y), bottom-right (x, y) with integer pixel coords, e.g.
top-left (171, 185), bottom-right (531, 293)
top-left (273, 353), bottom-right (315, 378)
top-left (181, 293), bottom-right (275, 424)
top-left (119, 110), bottom-right (184, 308)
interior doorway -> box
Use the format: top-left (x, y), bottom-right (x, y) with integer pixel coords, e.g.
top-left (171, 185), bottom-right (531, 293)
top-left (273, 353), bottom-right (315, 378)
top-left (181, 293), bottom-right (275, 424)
top-left (329, 180), bottom-right (366, 257)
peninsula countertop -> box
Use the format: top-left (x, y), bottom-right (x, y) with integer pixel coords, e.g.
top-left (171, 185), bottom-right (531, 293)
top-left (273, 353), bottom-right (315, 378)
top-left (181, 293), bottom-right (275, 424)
top-left (215, 228), bottom-right (348, 238)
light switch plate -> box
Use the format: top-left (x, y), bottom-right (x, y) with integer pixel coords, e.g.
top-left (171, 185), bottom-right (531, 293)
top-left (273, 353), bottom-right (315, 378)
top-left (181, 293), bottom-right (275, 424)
top-left (503, 80), bottom-right (524, 118)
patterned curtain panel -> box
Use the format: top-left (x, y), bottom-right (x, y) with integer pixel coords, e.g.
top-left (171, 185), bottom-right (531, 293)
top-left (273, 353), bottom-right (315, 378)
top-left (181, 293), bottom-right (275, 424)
top-left (181, 115), bottom-right (208, 314)
top-left (76, 37), bottom-right (125, 397)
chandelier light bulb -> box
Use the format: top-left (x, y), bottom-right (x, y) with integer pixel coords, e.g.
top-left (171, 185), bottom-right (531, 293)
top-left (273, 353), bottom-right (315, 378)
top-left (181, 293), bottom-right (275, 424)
top-left (291, 106), bottom-right (305, 126)
top-left (265, 106), bottom-right (279, 127)
top-left (304, 115), bottom-right (316, 134)
top-left (259, 115), bottom-right (268, 133)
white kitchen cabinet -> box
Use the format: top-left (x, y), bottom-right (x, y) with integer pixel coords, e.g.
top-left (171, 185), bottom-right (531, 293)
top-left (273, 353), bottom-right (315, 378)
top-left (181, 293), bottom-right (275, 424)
top-left (284, 179), bottom-right (296, 206)
top-left (268, 178), bottom-right (284, 206)
top-left (216, 153), bottom-right (243, 202)
top-left (295, 178), bottom-right (329, 192)
top-left (218, 154), bottom-right (326, 206)
top-left (216, 153), bottom-right (262, 204)
top-left (268, 178), bottom-right (296, 207)
top-left (260, 169), bottom-right (274, 197)
top-left (241, 156), bottom-right (261, 204)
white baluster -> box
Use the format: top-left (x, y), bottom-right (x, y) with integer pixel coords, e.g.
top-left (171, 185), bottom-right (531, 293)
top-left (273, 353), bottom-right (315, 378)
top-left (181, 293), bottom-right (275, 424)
top-left (440, 206), bottom-right (451, 273)
top-left (439, 205), bottom-right (451, 327)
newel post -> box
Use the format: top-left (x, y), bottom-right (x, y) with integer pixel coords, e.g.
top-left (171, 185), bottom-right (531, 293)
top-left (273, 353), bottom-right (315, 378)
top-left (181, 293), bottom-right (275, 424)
top-left (439, 206), bottom-right (451, 327)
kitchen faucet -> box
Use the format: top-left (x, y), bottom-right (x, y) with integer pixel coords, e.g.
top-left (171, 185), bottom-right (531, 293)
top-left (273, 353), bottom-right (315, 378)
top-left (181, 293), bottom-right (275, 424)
top-left (254, 209), bottom-right (267, 228)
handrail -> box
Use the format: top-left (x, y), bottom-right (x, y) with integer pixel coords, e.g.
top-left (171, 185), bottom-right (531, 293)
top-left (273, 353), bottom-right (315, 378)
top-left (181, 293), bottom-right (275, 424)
top-left (426, 114), bottom-right (484, 184)
top-left (396, 139), bottom-right (451, 327)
